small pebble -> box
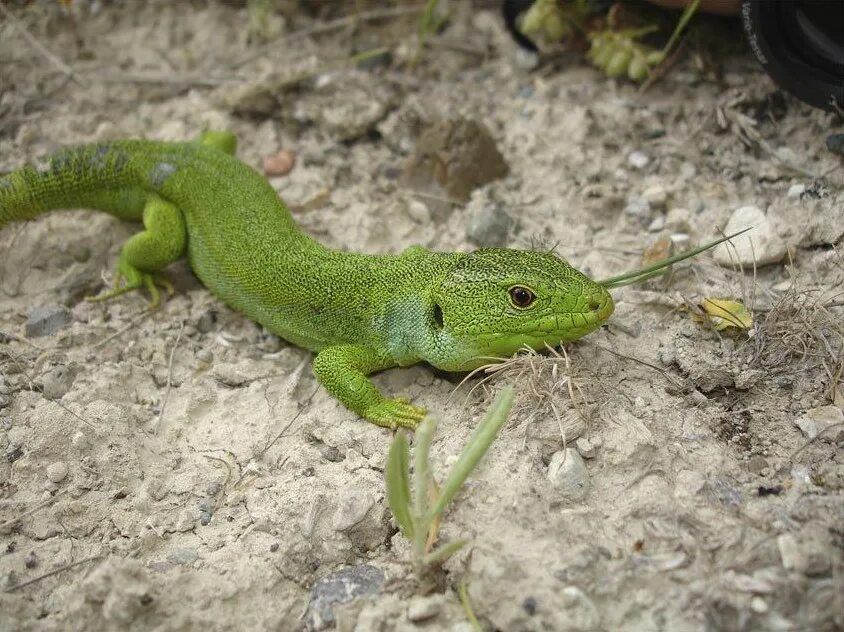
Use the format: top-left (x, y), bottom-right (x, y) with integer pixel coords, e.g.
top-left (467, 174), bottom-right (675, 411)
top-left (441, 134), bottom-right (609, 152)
top-left (406, 595), bottom-right (442, 622)
top-left (624, 195), bottom-right (651, 218)
top-left (263, 149), bottom-right (296, 177)
top-left (195, 348), bottom-right (214, 364)
top-left (23, 552), bottom-right (37, 569)
top-left (405, 199), bottom-right (431, 224)
top-left (270, 542), bottom-right (279, 552)
top-left (786, 183), bottom-right (806, 199)
top-left (547, 448), bottom-right (589, 500)
top-left (647, 215), bottom-right (665, 232)
top-left (26, 306), bottom-right (72, 338)
top-left (641, 185), bottom-right (667, 209)
top-left (575, 437), bottom-right (598, 459)
top-left (627, 151), bottom-right (650, 169)
top-left (713, 205), bottom-right (786, 267)
top-left (750, 597), bottom-right (768, 614)
top-left (46, 462), bottom-right (68, 483)
top-left (466, 203), bottom-right (514, 247)
top-left (71, 431), bottom-right (88, 450)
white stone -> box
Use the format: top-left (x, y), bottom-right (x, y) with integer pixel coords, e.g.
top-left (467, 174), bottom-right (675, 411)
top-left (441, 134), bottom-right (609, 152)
top-left (647, 215), bottom-right (665, 232)
top-left (786, 184), bottom-right (806, 199)
top-left (713, 205), bottom-right (787, 267)
top-left (46, 462), bottom-right (68, 483)
top-left (628, 151), bottom-right (650, 169)
top-left (575, 437), bottom-right (598, 459)
top-left (406, 595), bottom-right (442, 622)
top-left (547, 449), bottom-right (589, 500)
top-left (794, 406), bottom-right (844, 439)
top-left (642, 185), bottom-right (667, 209)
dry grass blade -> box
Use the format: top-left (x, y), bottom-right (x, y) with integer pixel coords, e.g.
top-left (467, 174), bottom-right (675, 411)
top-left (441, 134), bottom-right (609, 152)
top-left (751, 274), bottom-right (844, 383)
top-left (451, 345), bottom-right (590, 446)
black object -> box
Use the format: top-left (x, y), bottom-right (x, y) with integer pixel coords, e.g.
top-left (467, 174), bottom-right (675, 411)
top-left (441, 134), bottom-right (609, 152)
top-left (741, 0), bottom-right (844, 111)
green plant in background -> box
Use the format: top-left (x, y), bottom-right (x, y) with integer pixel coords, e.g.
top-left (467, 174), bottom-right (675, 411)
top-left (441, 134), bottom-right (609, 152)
top-left (588, 0), bottom-right (700, 81)
top-left (386, 387), bottom-right (515, 575)
top-left (587, 25), bottom-right (665, 81)
top-left (518, 0), bottom-right (701, 83)
top-left (518, 0), bottom-right (590, 46)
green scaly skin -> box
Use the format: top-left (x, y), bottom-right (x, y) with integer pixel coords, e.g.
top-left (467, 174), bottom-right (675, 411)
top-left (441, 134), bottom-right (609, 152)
top-left (0, 132), bottom-right (614, 429)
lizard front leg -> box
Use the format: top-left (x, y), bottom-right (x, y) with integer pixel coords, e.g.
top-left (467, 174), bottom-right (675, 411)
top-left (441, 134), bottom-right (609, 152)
top-left (87, 194), bottom-right (186, 309)
top-left (313, 345), bottom-right (426, 429)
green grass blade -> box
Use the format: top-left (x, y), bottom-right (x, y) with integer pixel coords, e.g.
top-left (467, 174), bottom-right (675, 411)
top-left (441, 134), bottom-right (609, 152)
top-left (421, 538), bottom-right (468, 566)
top-left (413, 415), bottom-right (437, 561)
top-left (385, 431), bottom-right (414, 538)
top-left (598, 227), bottom-right (752, 288)
top-left (429, 387), bottom-right (515, 521)
top-left (661, 0), bottom-right (700, 57)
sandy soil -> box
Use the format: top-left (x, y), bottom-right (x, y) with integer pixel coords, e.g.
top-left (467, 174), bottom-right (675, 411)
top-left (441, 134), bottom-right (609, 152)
top-left (1, 2), bottom-right (842, 630)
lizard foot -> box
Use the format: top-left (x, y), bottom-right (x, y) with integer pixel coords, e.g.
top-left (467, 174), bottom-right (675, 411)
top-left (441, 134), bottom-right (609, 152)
top-left (86, 266), bottom-right (174, 310)
top-left (365, 397), bottom-right (427, 430)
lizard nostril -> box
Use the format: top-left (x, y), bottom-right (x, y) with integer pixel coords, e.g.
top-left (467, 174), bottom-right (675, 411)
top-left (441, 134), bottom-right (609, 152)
top-left (588, 299), bottom-right (602, 312)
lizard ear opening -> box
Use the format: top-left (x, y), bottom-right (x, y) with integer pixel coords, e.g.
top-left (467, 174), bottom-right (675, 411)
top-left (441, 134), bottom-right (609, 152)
top-left (432, 304), bottom-right (444, 329)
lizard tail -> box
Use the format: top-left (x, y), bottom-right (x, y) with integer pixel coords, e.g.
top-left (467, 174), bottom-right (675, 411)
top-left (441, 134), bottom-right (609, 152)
top-left (0, 142), bottom-right (145, 229)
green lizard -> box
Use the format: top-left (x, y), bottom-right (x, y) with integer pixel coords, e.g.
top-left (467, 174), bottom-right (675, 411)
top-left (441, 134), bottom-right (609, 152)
top-left (0, 132), bottom-right (614, 428)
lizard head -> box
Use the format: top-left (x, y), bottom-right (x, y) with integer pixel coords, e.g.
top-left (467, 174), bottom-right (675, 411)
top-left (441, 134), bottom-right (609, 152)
top-left (427, 249), bottom-right (613, 371)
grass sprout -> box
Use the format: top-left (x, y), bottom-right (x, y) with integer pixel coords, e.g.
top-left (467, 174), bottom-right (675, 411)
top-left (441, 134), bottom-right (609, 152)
top-left (386, 387), bottom-right (515, 576)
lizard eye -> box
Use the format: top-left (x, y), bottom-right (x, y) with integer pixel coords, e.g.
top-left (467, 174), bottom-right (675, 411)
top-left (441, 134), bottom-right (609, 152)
top-left (508, 286), bottom-right (535, 309)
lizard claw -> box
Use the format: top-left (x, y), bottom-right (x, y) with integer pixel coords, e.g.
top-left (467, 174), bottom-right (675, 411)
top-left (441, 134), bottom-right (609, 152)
top-left (365, 398), bottom-right (427, 430)
top-left (86, 265), bottom-right (173, 310)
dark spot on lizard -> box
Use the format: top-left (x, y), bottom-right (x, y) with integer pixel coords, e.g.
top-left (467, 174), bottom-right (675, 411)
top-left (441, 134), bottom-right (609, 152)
top-left (149, 162), bottom-right (177, 188)
top-left (111, 149), bottom-right (129, 174)
top-left (89, 144), bottom-right (110, 170)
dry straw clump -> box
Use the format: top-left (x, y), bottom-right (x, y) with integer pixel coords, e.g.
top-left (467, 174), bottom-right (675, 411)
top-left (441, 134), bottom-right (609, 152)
top-left (453, 344), bottom-right (593, 447)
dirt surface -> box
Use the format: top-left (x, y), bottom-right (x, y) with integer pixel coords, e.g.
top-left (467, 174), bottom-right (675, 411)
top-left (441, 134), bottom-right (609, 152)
top-left (1, 2), bottom-right (842, 631)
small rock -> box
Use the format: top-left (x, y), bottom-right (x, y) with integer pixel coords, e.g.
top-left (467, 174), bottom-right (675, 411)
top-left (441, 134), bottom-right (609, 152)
top-left (665, 207), bottom-right (692, 232)
top-left (713, 205), bottom-right (787, 267)
top-left (263, 149), bottom-right (296, 177)
top-left (466, 203), bottom-right (514, 247)
top-left (306, 565), bottom-right (385, 631)
top-left (46, 462), bottom-right (68, 483)
top-left (670, 232), bottom-right (690, 250)
top-left (404, 199), bottom-right (431, 224)
top-left (547, 448), bottom-right (589, 500)
top-left (26, 305), bottom-right (72, 338)
top-left (642, 185), bottom-right (667, 209)
top-left (575, 437), bottom-right (597, 459)
top-left (23, 552), bottom-right (37, 569)
top-left (786, 184), bottom-right (806, 199)
top-left (196, 309), bottom-right (218, 334)
top-left (794, 406), bottom-right (844, 440)
top-left (647, 215), bottom-right (665, 232)
top-left (40, 365), bottom-right (77, 400)
top-left (406, 595), bottom-right (442, 622)
top-left (331, 490), bottom-right (374, 532)
top-left (624, 195), bottom-right (651, 218)
top-left (401, 118), bottom-right (509, 222)
top-left (195, 348), bottom-right (213, 364)
top-left (750, 597), bottom-right (768, 614)
top-left (71, 431), bottom-right (88, 450)
top-left (627, 151), bottom-right (650, 169)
